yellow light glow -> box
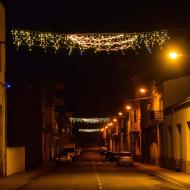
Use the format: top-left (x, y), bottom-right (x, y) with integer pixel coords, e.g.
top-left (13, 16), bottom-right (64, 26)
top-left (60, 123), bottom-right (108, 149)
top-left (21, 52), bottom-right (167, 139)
top-left (101, 128), bottom-right (105, 132)
top-left (118, 112), bottom-right (123, 116)
top-left (113, 118), bottom-right (117, 122)
top-left (105, 126), bottom-right (108, 129)
top-left (140, 88), bottom-right (147, 94)
top-left (126, 105), bottom-right (132, 110)
top-left (169, 52), bottom-right (178, 59)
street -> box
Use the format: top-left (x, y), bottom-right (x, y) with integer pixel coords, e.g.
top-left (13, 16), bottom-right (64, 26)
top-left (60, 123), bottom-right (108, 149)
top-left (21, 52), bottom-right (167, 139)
top-left (17, 150), bottom-right (188, 190)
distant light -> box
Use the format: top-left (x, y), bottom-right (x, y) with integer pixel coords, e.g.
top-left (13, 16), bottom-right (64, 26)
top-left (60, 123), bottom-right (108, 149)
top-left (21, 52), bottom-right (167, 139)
top-left (126, 105), bottom-right (132, 110)
top-left (6, 82), bottom-right (12, 89)
top-left (118, 112), bottom-right (123, 116)
top-left (169, 52), bottom-right (178, 59)
top-left (139, 88), bottom-right (146, 94)
top-left (113, 118), bottom-right (117, 122)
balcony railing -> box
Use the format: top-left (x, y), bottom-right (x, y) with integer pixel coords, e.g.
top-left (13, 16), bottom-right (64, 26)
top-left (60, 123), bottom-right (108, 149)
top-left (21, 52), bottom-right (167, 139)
top-left (140, 110), bottom-right (163, 126)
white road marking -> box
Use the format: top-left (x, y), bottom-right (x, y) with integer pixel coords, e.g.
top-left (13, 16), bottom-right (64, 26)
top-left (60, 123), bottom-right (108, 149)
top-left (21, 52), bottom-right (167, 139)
top-left (92, 161), bottom-right (103, 190)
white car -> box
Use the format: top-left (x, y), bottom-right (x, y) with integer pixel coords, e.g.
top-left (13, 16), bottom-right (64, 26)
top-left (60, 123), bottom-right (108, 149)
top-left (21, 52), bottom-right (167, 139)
top-left (117, 152), bottom-right (134, 166)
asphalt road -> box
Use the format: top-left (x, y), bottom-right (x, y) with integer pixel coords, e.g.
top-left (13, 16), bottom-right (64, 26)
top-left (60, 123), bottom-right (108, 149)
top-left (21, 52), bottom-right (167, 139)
top-left (18, 149), bottom-right (189, 190)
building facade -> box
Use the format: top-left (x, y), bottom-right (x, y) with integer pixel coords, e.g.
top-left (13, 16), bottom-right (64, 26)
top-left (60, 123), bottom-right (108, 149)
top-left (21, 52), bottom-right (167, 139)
top-left (128, 81), bottom-right (163, 164)
top-left (128, 102), bottom-right (141, 161)
top-left (8, 81), bottom-right (66, 169)
top-left (0, 1), bottom-right (6, 176)
top-left (163, 76), bottom-right (190, 173)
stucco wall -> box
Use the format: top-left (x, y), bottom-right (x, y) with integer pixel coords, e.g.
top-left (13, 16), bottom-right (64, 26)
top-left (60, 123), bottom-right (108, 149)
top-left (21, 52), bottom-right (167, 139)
top-left (164, 76), bottom-right (190, 108)
top-left (164, 107), bottom-right (190, 173)
top-left (6, 147), bottom-right (25, 176)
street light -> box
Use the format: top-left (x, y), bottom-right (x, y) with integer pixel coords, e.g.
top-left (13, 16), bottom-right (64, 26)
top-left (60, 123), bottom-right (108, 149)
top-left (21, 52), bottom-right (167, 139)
top-left (125, 105), bottom-right (132, 110)
top-left (118, 112), bottom-right (123, 116)
top-left (169, 51), bottom-right (178, 60)
top-left (139, 88), bottom-right (147, 94)
top-left (168, 51), bottom-right (190, 60)
top-left (113, 118), bottom-right (117, 122)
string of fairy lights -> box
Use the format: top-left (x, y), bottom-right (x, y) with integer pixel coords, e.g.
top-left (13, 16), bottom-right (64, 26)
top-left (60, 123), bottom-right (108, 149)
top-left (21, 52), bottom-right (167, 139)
top-left (11, 29), bottom-right (169, 54)
top-left (70, 117), bottom-right (109, 124)
top-left (70, 117), bottom-right (109, 133)
top-left (78, 129), bottom-right (101, 133)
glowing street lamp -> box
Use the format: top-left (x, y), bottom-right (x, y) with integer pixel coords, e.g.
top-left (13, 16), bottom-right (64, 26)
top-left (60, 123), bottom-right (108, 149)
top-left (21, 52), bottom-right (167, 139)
top-left (139, 88), bottom-right (147, 94)
top-left (113, 118), bottom-right (117, 122)
top-left (169, 51), bottom-right (178, 60)
top-left (108, 122), bottom-right (113, 126)
top-left (168, 50), bottom-right (190, 60)
top-left (118, 112), bottom-right (123, 116)
top-left (125, 105), bottom-right (132, 110)
top-left (101, 128), bottom-right (105, 132)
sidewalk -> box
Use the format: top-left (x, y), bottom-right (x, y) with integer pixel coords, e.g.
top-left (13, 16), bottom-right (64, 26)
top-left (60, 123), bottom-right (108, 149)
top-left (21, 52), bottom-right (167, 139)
top-left (135, 162), bottom-right (190, 187)
top-left (0, 163), bottom-right (55, 190)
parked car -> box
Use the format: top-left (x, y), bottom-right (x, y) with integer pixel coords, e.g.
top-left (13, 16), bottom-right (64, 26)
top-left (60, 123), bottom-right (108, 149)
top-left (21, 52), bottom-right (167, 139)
top-left (106, 151), bottom-right (134, 163)
top-left (75, 148), bottom-right (81, 156)
top-left (55, 152), bottom-right (72, 165)
top-left (99, 147), bottom-right (108, 155)
top-left (117, 152), bottom-right (134, 166)
top-left (106, 151), bottom-right (123, 162)
top-left (61, 147), bottom-right (77, 158)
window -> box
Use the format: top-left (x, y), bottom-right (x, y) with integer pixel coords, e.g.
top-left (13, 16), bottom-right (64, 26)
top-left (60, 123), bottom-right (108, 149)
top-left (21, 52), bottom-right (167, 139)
top-left (186, 121), bottom-right (190, 128)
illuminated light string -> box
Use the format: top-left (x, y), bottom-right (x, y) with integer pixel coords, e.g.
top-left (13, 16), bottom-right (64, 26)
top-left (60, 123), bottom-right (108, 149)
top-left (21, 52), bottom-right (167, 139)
top-left (78, 129), bottom-right (101, 133)
top-left (11, 29), bottom-right (169, 54)
top-left (70, 117), bottom-right (110, 124)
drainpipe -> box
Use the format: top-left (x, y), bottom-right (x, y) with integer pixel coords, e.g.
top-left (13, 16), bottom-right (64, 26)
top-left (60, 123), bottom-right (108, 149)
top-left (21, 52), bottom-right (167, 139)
top-left (172, 108), bottom-right (176, 170)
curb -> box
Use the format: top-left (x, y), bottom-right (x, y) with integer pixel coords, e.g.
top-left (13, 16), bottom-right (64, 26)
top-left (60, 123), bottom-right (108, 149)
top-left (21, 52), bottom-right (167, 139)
top-left (135, 164), bottom-right (190, 188)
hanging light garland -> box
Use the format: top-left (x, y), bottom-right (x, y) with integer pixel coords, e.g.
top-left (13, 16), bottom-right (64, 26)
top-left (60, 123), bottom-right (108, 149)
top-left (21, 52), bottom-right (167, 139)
top-left (78, 129), bottom-right (101, 133)
top-left (70, 117), bottom-right (109, 124)
top-left (11, 29), bottom-right (169, 54)
top-left (11, 30), bottom-right (66, 52)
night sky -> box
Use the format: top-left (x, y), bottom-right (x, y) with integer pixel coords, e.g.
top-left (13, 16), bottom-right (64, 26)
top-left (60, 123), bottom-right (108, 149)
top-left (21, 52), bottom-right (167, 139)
top-left (3, 1), bottom-right (190, 117)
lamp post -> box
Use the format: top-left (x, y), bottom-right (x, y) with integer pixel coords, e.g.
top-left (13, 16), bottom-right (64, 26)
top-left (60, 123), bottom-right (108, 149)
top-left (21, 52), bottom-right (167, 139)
top-left (117, 112), bottom-right (122, 152)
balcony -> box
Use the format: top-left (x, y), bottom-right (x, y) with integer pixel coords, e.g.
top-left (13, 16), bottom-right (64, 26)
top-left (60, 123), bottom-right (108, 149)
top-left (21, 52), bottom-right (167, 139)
top-left (141, 110), bottom-right (163, 127)
top-left (154, 111), bottom-right (163, 122)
